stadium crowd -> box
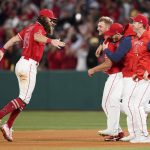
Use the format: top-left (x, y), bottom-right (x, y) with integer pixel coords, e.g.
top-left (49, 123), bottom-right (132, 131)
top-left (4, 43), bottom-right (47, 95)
top-left (0, 0), bottom-right (149, 71)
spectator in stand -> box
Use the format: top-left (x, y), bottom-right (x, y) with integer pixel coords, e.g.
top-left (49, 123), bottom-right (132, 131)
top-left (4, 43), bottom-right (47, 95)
top-left (0, 0), bottom-right (149, 71)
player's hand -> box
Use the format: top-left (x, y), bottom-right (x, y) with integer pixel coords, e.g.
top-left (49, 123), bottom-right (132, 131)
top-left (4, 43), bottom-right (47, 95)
top-left (143, 70), bottom-right (149, 81)
top-left (88, 69), bottom-right (95, 77)
top-left (95, 49), bottom-right (101, 58)
top-left (0, 50), bottom-right (4, 61)
top-left (95, 45), bottom-right (103, 58)
top-left (51, 39), bottom-right (65, 49)
top-left (102, 42), bottom-right (108, 50)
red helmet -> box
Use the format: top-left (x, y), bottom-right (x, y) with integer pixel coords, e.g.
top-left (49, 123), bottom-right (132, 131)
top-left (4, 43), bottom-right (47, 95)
top-left (39, 9), bottom-right (57, 20)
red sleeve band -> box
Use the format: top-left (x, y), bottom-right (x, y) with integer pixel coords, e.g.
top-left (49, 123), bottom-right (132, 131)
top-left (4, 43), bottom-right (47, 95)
top-left (46, 38), bottom-right (52, 43)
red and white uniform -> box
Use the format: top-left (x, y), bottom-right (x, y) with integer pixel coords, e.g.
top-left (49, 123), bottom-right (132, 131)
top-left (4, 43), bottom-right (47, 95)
top-left (102, 40), bottom-right (123, 134)
top-left (16, 22), bottom-right (46, 104)
top-left (122, 29), bottom-right (150, 137)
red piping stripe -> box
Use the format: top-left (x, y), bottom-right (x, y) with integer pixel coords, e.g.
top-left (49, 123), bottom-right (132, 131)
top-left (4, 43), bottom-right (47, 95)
top-left (24, 64), bottom-right (32, 101)
top-left (104, 74), bottom-right (117, 115)
top-left (128, 82), bottom-right (137, 136)
top-left (138, 82), bottom-right (150, 134)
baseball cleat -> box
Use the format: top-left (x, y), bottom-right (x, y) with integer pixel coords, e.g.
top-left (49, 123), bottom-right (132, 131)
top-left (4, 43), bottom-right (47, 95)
top-left (1, 124), bottom-right (13, 142)
top-left (130, 135), bottom-right (150, 143)
top-left (104, 132), bottom-right (124, 141)
top-left (120, 135), bottom-right (135, 142)
top-left (98, 129), bottom-right (118, 136)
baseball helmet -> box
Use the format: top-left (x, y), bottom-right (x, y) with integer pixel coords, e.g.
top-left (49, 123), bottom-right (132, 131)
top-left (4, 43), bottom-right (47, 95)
top-left (39, 9), bottom-right (57, 20)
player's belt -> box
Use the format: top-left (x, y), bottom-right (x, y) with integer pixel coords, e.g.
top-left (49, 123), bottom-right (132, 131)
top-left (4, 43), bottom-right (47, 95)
top-left (21, 56), bottom-right (39, 66)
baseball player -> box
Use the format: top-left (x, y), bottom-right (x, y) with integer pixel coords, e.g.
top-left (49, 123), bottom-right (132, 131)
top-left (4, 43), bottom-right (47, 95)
top-left (0, 9), bottom-right (65, 142)
top-left (95, 17), bottom-right (113, 58)
top-left (104, 23), bottom-right (138, 142)
top-left (89, 23), bottom-right (130, 141)
top-left (105, 14), bottom-right (150, 143)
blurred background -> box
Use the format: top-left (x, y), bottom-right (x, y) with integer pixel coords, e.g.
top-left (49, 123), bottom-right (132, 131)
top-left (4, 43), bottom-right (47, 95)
top-left (0, 0), bottom-right (149, 110)
top-left (0, 0), bottom-right (149, 71)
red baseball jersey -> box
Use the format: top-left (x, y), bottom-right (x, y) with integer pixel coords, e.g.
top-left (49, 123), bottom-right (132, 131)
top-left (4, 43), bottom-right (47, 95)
top-left (18, 22), bottom-right (46, 62)
top-left (105, 40), bottom-right (123, 74)
top-left (122, 24), bottom-right (138, 78)
top-left (122, 30), bottom-right (150, 80)
top-left (135, 31), bottom-right (150, 80)
top-left (121, 36), bottom-right (138, 77)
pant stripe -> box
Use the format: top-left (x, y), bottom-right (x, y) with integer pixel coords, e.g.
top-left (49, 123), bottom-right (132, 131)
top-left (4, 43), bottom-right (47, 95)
top-left (104, 74), bottom-right (117, 115)
top-left (128, 82), bottom-right (137, 136)
top-left (24, 64), bottom-right (32, 101)
top-left (138, 82), bottom-right (150, 135)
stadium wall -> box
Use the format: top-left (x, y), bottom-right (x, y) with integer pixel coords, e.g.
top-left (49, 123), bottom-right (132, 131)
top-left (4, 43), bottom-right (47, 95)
top-left (0, 71), bottom-right (107, 110)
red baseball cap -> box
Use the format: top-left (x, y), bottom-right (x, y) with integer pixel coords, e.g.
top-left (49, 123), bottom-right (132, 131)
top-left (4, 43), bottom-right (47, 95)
top-left (130, 14), bottom-right (148, 26)
top-left (104, 23), bottom-right (124, 36)
top-left (39, 9), bottom-right (57, 20)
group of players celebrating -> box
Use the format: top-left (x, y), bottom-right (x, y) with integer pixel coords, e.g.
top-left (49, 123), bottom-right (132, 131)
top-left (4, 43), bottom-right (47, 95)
top-left (0, 8), bottom-right (149, 143)
top-left (88, 14), bottom-right (150, 143)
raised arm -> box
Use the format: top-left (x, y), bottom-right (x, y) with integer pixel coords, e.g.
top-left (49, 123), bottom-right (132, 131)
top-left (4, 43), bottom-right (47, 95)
top-left (34, 33), bottom-right (65, 49)
top-left (4, 35), bottom-right (21, 50)
top-left (0, 35), bottom-right (21, 61)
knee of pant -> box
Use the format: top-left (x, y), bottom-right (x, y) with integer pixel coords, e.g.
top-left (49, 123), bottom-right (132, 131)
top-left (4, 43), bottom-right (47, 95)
top-left (134, 102), bottom-right (142, 110)
top-left (134, 105), bottom-right (144, 112)
top-left (19, 95), bottom-right (31, 104)
top-left (122, 105), bottom-right (134, 114)
top-left (109, 101), bottom-right (120, 107)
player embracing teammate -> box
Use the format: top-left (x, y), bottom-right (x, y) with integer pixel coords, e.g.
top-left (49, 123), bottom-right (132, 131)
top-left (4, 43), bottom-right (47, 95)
top-left (88, 20), bottom-right (126, 141)
top-left (88, 13), bottom-right (150, 143)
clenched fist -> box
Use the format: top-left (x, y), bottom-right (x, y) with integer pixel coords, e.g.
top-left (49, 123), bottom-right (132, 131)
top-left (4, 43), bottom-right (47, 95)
top-left (88, 69), bottom-right (95, 77)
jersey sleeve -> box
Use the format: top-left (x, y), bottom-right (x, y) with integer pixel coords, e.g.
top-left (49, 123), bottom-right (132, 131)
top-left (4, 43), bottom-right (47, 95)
top-left (104, 36), bottom-right (132, 63)
top-left (34, 26), bottom-right (46, 36)
top-left (18, 28), bottom-right (26, 40)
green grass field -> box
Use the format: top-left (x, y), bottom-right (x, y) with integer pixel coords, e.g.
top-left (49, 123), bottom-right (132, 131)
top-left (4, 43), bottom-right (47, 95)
top-left (1, 111), bottom-right (150, 150)
top-left (2, 111), bottom-right (127, 130)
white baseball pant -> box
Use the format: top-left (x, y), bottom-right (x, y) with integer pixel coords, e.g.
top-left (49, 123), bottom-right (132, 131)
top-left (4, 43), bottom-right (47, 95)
top-left (102, 72), bottom-right (123, 133)
top-left (122, 78), bottom-right (150, 137)
top-left (15, 57), bottom-right (38, 104)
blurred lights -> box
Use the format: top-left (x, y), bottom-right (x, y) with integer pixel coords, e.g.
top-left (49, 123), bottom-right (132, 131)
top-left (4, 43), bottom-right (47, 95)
top-left (75, 13), bottom-right (82, 22)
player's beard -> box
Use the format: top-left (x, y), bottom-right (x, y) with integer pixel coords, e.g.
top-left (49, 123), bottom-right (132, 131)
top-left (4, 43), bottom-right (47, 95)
top-left (37, 16), bottom-right (54, 36)
top-left (50, 26), bottom-right (54, 35)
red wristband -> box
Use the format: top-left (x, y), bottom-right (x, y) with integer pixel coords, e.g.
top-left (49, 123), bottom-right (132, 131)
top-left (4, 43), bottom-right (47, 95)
top-left (0, 47), bottom-right (6, 53)
top-left (46, 38), bottom-right (52, 43)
